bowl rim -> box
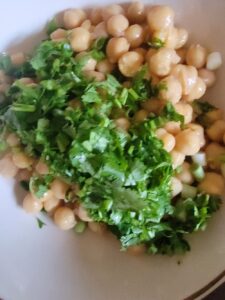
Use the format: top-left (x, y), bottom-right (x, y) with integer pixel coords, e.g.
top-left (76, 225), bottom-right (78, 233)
top-left (185, 270), bottom-right (225, 299)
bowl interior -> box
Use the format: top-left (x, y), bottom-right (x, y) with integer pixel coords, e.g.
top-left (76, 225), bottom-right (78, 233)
top-left (0, 1), bottom-right (225, 300)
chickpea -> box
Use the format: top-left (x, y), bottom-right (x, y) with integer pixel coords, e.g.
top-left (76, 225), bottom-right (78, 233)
top-left (170, 150), bottom-right (185, 169)
top-left (75, 205), bottom-right (92, 222)
top-left (134, 109), bottom-right (149, 123)
top-left (92, 22), bottom-right (109, 39)
top-left (206, 120), bottom-right (225, 142)
top-left (183, 77), bottom-right (206, 102)
top-left (127, 1), bottom-right (146, 24)
top-left (198, 172), bottom-right (225, 196)
top-left (125, 24), bottom-right (145, 48)
top-left (153, 27), bottom-right (178, 49)
top-left (127, 244), bottom-right (146, 255)
top-left (187, 123), bottom-right (205, 148)
top-left (205, 143), bottom-right (225, 170)
top-left (81, 20), bottom-right (92, 31)
top-left (156, 128), bottom-right (167, 137)
top-left (43, 192), bottom-right (60, 213)
top-left (106, 37), bottom-right (130, 63)
top-left (198, 68), bottom-right (216, 88)
top-left (145, 48), bottom-right (157, 62)
top-left (23, 193), bottom-right (43, 214)
top-left (6, 133), bottom-right (20, 147)
top-left (164, 121), bottom-right (181, 135)
top-left (165, 27), bottom-right (180, 49)
top-left (171, 64), bottom-right (198, 95)
top-left (0, 70), bottom-right (11, 84)
top-left (68, 99), bottom-right (82, 109)
top-left (177, 162), bottom-right (194, 184)
top-left (88, 222), bottom-right (107, 234)
top-left (83, 70), bottom-right (105, 82)
top-left (141, 98), bottom-right (162, 114)
top-left (118, 51), bottom-right (143, 77)
top-left (35, 160), bottom-right (49, 175)
top-left (51, 178), bottom-right (69, 199)
top-left (0, 83), bottom-right (9, 93)
top-left (17, 169), bottom-right (32, 181)
top-left (174, 102), bottom-right (193, 124)
top-left (12, 152), bottom-right (33, 169)
top-left (175, 28), bottom-right (188, 49)
top-left (96, 59), bottom-right (115, 74)
top-left (39, 190), bottom-right (54, 203)
top-left (142, 24), bottom-right (151, 43)
top-left (50, 29), bottom-right (67, 41)
top-left (75, 52), bottom-right (97, 71)
top-left (123, 81), bottom-right (132, 88)
top-left (158, 75), bottom-right (182, 104)
top-left (186, 44), bottom-right (207, 69)
top-left (90, 8), bottom-right (103, 25)
top-left (0, 154), bottom-right (18, 177)
top-left (176, 48), bottom-right (187, 64)
top-left (63, 9), bottom-right (87, 29)
top-left (175, 128), bottom-right (201, 155)
top-left (102, 4), bottom-right (124, 21)
top-left (134, 47), bottom-right (147, 59)
top-left (107, 14), bottom-right (129, 37)
top-left (206, 52), bottom-right (222, 71)
top-left (18, 77), bottom-right (34, 85)
top-left (156, 128), bottom-right (176, 152)
top-left (147, 5), bottom-right (175, 32)
top-left (54, 207), bottom-right (76, 230)
top-left (205, 109), bottom-right (223, 124)
top-left (10, 52), bottom-right (26, 66)
top-left (115, 117), bottom-right (130, 131)
top-left (148, 48), bottom-right (180, 77)
top-left (69, 27), bottom-right (91, 52)
top-left (171, 177), bottom-right (183, 197)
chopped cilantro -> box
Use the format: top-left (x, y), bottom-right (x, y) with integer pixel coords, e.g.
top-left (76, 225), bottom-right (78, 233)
top-left (36, 217), bottom-right (46, 229)
top-left (0, 38), bottom-right (221, 255)
top-left (46, 17), bottom-right (59, 35)
top-left (148, 37), bottom-right (165, 49)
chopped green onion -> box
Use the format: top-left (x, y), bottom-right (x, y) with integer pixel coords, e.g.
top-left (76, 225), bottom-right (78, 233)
top-left (192, 153), bottom-right (206, 166)
top-left (181, 184), bottom-right (197, 198)
top-left (191, 163), bottom-right (205, 182)
top-left (74, 221), bottom-right (87, 234)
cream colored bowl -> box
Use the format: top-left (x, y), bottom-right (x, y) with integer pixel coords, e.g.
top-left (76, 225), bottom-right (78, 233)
top-left (0, 1), bottom-right (225, 299)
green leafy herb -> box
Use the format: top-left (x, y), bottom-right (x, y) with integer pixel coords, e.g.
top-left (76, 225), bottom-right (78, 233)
top-left (193, 100), bottom-right (217, 127)
top-left (148, 37), bottom-right (165, 49)
top-left (36, 217), bottom-right (46, 229)
top-left (46, 17), bottom-right (59, 35)
top-left (29, 175), bottom-right (53, 198)
top-left (0, 38), bottom-right (221, 255)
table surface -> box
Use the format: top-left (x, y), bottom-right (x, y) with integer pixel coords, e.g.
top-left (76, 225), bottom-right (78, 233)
top-left (204, 282), bottom-right (225, 300)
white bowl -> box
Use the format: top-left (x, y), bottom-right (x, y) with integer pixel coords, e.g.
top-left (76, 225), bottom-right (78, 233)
top-left (0, 1), bottom-right (225, 299)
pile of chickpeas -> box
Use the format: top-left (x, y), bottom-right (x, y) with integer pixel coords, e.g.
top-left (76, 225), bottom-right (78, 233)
top-left (0, 2), bottom-right (224, 255)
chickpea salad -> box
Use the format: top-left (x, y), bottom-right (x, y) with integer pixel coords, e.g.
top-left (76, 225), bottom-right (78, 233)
top-left (0, 2), bottom-right (224, 256)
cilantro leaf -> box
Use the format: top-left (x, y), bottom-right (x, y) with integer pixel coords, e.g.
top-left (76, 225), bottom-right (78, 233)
top-left (36, 217), bottom-right (46, 229)
top-left (148, 37), bottom-right (165, 49)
